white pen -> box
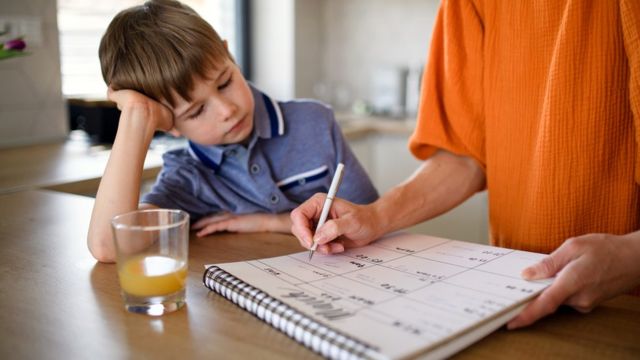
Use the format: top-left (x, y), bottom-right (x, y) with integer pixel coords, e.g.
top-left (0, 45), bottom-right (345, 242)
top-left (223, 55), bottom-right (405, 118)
top-left (308, 163), bottom-right (345, 261)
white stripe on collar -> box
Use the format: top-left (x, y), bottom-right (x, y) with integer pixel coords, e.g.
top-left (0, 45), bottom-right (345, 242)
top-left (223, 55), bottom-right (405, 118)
top-left (266, 94), bottom-right (285, 136)
top-left (276, 165), bottom-right (329, 187)
top-left (187, 144), bottom-right (198, 161)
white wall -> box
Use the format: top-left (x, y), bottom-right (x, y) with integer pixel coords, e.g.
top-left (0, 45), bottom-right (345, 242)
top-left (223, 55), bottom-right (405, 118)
top-left (320, 0), bottom-right (439, 109)
top-left (293, 0), bottom-right (324, 100)
top-left (0, 0), bottom-right (67, 148)
top-left (251, 0), bottom-right (440, 107)
top-left (250, 0), bottom-right (295, 100)
top-left (250, 0), bottom-right (325, 101)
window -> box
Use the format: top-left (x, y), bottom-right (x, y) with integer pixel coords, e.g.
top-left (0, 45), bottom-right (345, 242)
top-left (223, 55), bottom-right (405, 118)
top-left (57, 0), bottom-right (246, 98)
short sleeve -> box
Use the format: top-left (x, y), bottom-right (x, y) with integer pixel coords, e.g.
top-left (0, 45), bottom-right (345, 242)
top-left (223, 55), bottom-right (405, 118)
top-left (141, 152), bottom-right (220, 220)
top-left (621, 0), bottom-right (640, 184)
top-left (408, 0), bottom-right (486, 168)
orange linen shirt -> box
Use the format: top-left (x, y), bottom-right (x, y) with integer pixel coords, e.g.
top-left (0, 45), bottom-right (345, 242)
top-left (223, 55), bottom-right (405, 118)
top-left (409, 0), bottom-right (640, 253)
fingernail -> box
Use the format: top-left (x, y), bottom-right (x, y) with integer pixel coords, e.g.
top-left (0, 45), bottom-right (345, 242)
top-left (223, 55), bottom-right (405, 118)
top-left (319, 244), bottom-right (330, 254)
top-left (521, 267), bottom-right (535, 280)
top-left (330, 243), bottom-right (344, 253)
top-left (313, 234), bottom-right (325, 245)
top-left (506, 316), bottom-right (522, 330)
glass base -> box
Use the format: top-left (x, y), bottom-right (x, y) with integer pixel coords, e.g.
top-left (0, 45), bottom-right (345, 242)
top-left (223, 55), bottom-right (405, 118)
top-left (121, 289), bottom-right (186, 316)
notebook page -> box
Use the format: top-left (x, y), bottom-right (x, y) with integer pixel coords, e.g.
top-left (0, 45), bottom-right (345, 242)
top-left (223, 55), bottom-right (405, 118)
top-left (208, 233), bottom-right (552, 359)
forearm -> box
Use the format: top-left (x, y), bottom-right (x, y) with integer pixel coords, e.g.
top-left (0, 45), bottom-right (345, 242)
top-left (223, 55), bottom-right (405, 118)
top-left (267, 213), bottom-right (293, 234)
top-left (87, 106), bottom-right (157, 262)
top-left (371, 150), bottom-right (486, 236)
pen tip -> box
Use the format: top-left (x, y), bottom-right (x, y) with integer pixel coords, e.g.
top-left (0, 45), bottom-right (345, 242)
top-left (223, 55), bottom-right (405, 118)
top-left (308, 251), bottom-right (314, 261)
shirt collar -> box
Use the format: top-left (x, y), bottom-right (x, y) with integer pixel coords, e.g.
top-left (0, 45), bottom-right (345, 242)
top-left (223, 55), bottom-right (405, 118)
top-left (187, 84), bottom-right (285, 171)
top-left (251, 84), bottom-right (285, 139)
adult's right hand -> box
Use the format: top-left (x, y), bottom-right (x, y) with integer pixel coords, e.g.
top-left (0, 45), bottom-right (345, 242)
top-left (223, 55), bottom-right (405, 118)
top-left (107, 87), bottom-right (174, 132)
top-left (290, 193), bottom-right (383, 255)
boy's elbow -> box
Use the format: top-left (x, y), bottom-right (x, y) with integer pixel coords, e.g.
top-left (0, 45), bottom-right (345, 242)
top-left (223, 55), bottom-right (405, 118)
top-left (92, 250), bottom-right (116, 264)
top-left (87, 234), bottom-right (116, 263)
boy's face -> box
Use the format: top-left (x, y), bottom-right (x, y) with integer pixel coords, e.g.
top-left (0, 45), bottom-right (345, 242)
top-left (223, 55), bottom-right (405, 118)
top-left (167, 59), bottom-right (254, 146)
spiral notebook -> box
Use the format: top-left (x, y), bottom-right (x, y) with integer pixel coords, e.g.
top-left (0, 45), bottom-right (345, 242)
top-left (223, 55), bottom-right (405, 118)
top-left (203, 233), bottom-right (552, 360)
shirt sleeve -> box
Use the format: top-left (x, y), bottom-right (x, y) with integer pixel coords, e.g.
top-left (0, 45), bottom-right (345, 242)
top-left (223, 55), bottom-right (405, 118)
top-left (329, 113), bottom-right (380, 204)
top-left (621, 0), bottom-right (640, 184)
top-left (140, 152), bottom-right (221, 221)
top-left (408, 0), bottom-right (486, 168)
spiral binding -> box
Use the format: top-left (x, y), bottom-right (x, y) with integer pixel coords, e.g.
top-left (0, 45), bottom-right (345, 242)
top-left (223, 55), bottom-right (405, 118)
top-left (203, 266), bottom-right (380, 360)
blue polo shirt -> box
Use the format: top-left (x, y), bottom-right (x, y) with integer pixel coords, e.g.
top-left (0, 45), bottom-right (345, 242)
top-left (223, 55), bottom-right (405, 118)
top-left (141, 85), bottom-right (378, 221)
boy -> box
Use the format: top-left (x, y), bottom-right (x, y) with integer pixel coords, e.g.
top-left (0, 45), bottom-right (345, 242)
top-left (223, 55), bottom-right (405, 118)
top-left (87, 0), bottom-right (378, 262)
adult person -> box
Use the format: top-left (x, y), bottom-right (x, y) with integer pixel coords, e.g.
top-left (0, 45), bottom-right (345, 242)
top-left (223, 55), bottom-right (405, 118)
top-left (291, 0), bottom-right (640, 329)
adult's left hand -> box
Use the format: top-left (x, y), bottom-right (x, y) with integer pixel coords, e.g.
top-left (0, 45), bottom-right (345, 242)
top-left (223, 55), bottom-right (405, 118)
top-left (507, 231), bottom-right (640, 329)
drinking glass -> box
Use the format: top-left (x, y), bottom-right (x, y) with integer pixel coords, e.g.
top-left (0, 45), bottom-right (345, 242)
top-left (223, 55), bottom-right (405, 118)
top-left (111, 209), bottom-right (189, 315)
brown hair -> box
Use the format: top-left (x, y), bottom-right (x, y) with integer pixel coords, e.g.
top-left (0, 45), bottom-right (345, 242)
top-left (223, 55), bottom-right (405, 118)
top-left (99, 0), bottom-right (230, 107)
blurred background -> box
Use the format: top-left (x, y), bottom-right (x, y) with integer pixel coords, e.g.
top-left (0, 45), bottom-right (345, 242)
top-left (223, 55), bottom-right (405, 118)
top-left (0, 0), bottom-right (435, 144)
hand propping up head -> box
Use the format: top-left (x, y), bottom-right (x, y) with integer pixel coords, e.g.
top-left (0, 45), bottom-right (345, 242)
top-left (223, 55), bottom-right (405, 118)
top-left (107, 86), bottom-right (175, 133)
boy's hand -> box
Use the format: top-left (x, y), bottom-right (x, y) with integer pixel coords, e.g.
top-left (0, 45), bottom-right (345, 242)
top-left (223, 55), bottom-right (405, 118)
top-left (107, 87), bottom-right (174, 131)
top-left (193, 212), bottom-right (292, 236)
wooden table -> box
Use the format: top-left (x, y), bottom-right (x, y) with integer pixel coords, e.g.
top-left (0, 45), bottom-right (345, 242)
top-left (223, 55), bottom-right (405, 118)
top-left (0, 190), bottom-right (638, 359)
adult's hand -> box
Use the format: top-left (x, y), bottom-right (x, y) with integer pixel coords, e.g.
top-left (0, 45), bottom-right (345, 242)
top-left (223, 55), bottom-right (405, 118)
top-left (508, 231), bottom-right (640, 329)
top-left (291, 151), bottom-right (486, 256)
top-left (290, 193), bottom-right (383, 255)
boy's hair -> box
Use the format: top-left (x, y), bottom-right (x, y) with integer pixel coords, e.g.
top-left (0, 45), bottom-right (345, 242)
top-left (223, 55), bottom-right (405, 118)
top-left (99, 0), bottom-right (230, 107)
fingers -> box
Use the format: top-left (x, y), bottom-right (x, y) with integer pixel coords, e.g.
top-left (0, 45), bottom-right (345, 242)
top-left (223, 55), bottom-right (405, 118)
top-left (507, 274), bottom-right (576, 329)
top-left (290, 213), bottom-right (314, 249)
top-left (509, 240), bottom-right (582, 329)
top-left (156, 102), bottom-right (176, 131)
top-left (196, 221), bottom-right (231, 237)
top-left (314, 217), bottom-right (351, 245)
top-left (315, 240), bottom-right (345, 255)
top-left (291, 194), bottom-right (363, 254)
top-left (107, 87), bottom-right (124, 109)
top-left (106, 88), bottom-right (142, 113)
top-left (328, 241), bottom-right (345, 253)
top-left (309, 216), bottom-right (351, 257)
top-left (521, 255), bottom-right (559, 280)
top-left (192, 213), bottom-right (231, 230)
top-left (509, 249), bottom-right (585, 329)
top-left (194, 213), bottom-right (235, 236)
top-left (105, 88), bottom-right (174, 130)
top-left (107, 86), bottom-right (115, 101)
top-left (522, 238), bottom-right (579, 280)
top-left (291, 194), bottom-right (327, 248)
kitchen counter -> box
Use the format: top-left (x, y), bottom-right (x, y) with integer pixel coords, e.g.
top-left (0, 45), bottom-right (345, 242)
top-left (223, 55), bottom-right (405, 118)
top-left (336, 112), bottom-right (416, 140)
top-left (0, 133), bottom-right (163, 196)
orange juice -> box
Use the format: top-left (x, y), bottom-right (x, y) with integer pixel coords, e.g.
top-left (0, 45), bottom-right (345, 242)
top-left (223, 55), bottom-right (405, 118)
top-left (118, 255), bottom-right (187, 297)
